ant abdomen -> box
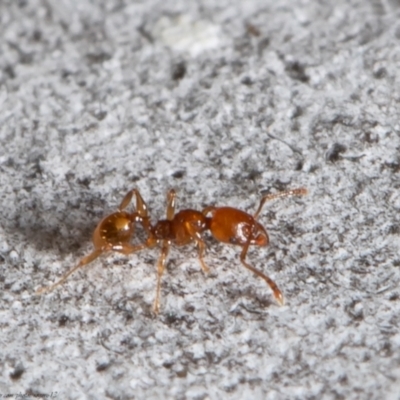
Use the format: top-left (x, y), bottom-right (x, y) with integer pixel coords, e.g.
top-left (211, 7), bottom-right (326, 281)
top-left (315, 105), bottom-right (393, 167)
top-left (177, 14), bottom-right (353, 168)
top-left (93, 212), bottom-right (135, 248)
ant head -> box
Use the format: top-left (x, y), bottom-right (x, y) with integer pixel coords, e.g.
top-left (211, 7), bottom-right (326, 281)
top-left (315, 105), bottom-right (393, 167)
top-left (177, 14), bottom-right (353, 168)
top-left (251, 222), bottom-right (269, 246)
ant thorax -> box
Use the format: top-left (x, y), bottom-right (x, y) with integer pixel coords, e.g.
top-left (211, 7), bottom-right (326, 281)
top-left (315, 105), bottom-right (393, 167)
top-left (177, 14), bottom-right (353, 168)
top-left (153, 220), bottom-right (175, 241)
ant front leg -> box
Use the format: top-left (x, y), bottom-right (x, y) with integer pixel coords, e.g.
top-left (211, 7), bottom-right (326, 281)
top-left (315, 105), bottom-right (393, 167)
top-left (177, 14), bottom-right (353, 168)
top-left (239, 237), bottom-right (284, 306)
top-left (35, 248), bottom-right (104, 295)
top-left (153, 240), bottom-right (170, 314)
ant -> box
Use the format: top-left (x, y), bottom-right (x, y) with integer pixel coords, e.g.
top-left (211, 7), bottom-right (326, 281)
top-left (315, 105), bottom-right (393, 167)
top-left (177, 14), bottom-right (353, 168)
top-left (36, 187), bottom-right (307, 315)
top-left (36, 189), bottom-right (150, 295)
top-left (142, 187), bottom-right (307, 313)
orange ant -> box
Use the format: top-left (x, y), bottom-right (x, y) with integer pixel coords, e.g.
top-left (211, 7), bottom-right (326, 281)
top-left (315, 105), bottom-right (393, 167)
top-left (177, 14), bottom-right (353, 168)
top-left (36, 189), bottom-right (150, 295)
top-left (36, 187), bottom-right (307, 315)
top-left (142, 187), bottom-right (307, 313)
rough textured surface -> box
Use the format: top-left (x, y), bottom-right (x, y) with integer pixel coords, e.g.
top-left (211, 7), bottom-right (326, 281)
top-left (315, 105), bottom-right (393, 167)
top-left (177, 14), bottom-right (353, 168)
top-left (1, 0), bottom-right (400, 399)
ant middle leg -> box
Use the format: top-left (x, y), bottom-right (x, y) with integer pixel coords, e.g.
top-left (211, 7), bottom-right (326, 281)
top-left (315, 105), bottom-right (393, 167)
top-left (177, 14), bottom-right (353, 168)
top-left (153, 240), bottom-right (170, 314)
top-left (239, 238), bottom-right (284, 306)
top-left (253, 188), bottom-right (308, 219)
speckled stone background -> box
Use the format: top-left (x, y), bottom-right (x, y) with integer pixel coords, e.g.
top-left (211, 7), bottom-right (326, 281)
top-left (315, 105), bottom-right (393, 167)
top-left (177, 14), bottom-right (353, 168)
top-left (1, 0), bottom-right (400, 399)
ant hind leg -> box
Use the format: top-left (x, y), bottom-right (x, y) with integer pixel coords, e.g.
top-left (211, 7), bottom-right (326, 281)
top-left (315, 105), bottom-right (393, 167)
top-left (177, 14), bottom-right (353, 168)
top-left (35, 248), bottom-right (103, 295)
top-left (118, 190), bottom-right (135, 211)
top-left (119, 189), bottom-right (149, 219)
top-left (112, 243), bottom-right (148, 255)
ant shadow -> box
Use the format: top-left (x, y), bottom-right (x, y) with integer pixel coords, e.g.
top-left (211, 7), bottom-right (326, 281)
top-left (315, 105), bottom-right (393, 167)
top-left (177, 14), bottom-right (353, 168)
top-left (1, 185), bottom-right (109, 257)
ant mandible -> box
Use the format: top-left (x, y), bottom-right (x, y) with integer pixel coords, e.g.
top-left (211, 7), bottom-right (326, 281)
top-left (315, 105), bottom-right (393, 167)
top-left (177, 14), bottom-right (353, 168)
top-left (36, 189), bottom-right (150, 295)
top-left (142, 187), bottom-right (307, 313)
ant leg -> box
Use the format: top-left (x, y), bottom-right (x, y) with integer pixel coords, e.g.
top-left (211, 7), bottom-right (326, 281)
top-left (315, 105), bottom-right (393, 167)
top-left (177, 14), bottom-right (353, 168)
top-left (35, 248), bottom-right (103, 295)
top-left (166, 189), bottom-right (176, 221)
top-left (239, 238), bottom-right (284, 306)
top-left (119, 189), bottom-right (149, 218)
top-left (195, 238), bottom-right (210, 274)
top-left (119, 190), bottom-right (134, 211)
top-left (37, 241), bottom-right (149, 295)
top-left (253, 188), bottom-right (307, 219)
top-left (185, 221), bottom-right (210, 274)
top-left (202, 206), bottom-right (216, 216)
top-left (112, 243), bottom-right (148, 255)
top-left (133, 189), bottom-right (150, 219)
top-left (153, 240), bottom-right (170, 314)
top-left (120, 189), bottom-right (152, 234)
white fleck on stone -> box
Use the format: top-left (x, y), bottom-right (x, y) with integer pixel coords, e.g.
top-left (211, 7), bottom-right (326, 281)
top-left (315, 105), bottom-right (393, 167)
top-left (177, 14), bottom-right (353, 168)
top-left (153, 15), bottom-right (223, 57)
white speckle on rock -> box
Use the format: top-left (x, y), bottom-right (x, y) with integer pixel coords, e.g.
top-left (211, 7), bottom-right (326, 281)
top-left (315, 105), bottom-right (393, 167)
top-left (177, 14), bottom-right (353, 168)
top-left (153, 15), bottom-right (224, 57)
